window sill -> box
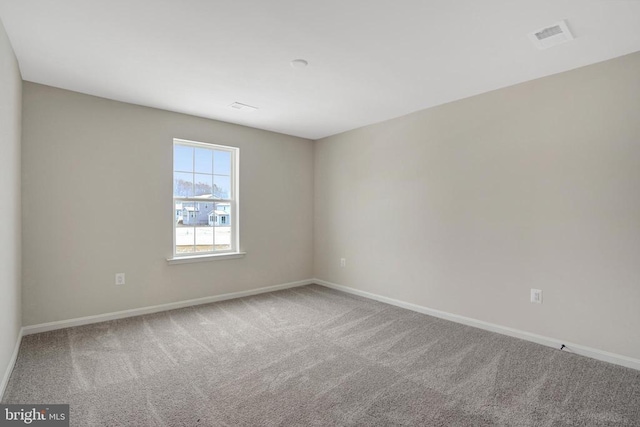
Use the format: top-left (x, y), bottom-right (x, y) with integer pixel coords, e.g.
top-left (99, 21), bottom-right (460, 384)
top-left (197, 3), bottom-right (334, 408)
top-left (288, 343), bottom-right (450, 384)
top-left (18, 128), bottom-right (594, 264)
top-left (167, 252), bottom-right (246, 265)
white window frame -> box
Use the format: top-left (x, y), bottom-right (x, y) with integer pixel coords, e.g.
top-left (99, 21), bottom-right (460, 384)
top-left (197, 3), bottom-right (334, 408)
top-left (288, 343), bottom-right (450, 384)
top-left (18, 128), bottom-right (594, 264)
top-left (169, 138), bottom-right (243, 263)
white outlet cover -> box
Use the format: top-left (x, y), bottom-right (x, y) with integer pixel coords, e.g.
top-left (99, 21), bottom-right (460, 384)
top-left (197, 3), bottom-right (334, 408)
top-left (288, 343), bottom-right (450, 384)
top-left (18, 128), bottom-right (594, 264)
top-left (530, 289), bottom-right (542, 304)
top-left (115, 273), bottom-right (125, 285)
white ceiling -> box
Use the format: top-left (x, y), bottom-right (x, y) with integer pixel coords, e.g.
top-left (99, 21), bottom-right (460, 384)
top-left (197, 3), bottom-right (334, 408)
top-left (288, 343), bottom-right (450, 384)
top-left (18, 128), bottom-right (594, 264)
top-left (1, 1), bottom-right (640, 140)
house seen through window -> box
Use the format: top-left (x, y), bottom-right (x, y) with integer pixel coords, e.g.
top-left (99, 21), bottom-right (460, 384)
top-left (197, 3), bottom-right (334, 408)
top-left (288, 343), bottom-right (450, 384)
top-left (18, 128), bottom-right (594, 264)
top-left (173, 139), bottom-right (238, 256)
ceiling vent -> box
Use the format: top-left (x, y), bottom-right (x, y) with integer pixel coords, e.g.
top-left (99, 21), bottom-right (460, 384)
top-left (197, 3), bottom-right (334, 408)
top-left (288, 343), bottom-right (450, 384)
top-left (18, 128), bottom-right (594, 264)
top-left (528, 20), bottom-right (574, 50)
top-left (229, 102), bottom-right (258, 112)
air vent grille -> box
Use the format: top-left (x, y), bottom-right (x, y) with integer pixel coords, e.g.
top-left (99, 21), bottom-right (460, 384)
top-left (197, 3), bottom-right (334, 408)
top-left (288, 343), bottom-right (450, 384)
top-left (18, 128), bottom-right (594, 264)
top-left (528, 20), bottom-right (574, 50)
top-left (535, 25), bottom-right (563, 41)
top-left (229, 102), bottom-right (258, 112)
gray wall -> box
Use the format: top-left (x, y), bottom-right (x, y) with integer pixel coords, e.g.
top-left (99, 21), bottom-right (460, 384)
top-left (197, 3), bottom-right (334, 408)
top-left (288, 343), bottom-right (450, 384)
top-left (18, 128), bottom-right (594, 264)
top-left (22, 83), bottom-right (314, 326)
top-left (314, 52), bottom-right (640, 360)
top-left (0, 19), bottom-right (21, 390)
top-left (15, 41), bottom-right (640, 362)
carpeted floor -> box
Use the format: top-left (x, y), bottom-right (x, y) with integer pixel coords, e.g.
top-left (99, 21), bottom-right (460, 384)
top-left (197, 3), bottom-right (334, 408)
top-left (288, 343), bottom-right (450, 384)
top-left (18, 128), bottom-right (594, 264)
top-left (3, 284), bottom-right (640, 426)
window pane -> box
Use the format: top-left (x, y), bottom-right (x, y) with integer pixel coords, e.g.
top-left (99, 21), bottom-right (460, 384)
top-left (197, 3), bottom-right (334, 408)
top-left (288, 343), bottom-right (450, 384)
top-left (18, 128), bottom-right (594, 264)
top-left (213, 175), bottom-right (231, 199)
top-left (214, 202), bottom-right (231, 251)
top-left (175, 202), bottom-right (183, 223)
top-left (174, 145), bottom-right (193, 172)
top-left (174, 172), bottom-right (193, 197)
top-left (213, 150), bottom-right (231, 175)
top-left (176, 201), bottom-right (194, 223)
top-left (195, 226), bottom-right (214, 252)
top-left (185, 201), bottom-right (209, 226)
top-left (194, 174), bottom-right (213, 197)
top-left (194, 147), bottom-right (213, 174)
top-left (175, 226), bottom-right (195, 253)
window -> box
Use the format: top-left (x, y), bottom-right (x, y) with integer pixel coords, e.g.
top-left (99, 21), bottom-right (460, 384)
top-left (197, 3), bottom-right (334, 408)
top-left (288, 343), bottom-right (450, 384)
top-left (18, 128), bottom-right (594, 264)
top-left (173, 139), bottom-right (239, 257)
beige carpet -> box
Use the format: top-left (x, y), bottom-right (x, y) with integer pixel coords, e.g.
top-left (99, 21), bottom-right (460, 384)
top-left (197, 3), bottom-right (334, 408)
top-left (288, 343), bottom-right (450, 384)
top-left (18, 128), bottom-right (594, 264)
top-left (3, 284), bottom-right (640, 426)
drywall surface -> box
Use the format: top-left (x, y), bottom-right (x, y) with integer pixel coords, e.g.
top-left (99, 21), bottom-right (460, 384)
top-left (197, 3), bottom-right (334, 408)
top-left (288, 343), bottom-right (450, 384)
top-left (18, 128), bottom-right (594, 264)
top-left (314, 51), bottom-right (640, 360)
top-left (0, 18), bottom-right (22, 390)
top-left (22, 83), bottom-right (313, 325)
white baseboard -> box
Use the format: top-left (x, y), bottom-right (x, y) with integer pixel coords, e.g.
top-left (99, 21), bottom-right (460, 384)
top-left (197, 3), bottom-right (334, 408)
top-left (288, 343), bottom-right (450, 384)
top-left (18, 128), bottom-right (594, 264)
top-left (23, 279), bottom-right (314, 336)
top-left (314, 279), bottom-right (640, 372)
top-left (16, 277), bottom-right (640, 372)
top-left (1, 328), bottom-right (24, 400)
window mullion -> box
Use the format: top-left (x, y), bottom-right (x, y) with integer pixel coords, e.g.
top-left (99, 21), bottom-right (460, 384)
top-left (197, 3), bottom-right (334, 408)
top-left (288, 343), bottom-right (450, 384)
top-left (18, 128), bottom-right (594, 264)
top-left (212, 145), bottom-right (216, 251)
top-left (192, 150), bottom-right (196, 253)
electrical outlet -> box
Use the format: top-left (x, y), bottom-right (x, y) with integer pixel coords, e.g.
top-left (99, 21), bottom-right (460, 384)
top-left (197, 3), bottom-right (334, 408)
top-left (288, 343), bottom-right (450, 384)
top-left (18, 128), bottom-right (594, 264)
top-left (115, 273), bottom-right (125, 285)
top-left (340, 258), bottom-right (346, 268)
top-left (531, 289), bottom-right (542, 304)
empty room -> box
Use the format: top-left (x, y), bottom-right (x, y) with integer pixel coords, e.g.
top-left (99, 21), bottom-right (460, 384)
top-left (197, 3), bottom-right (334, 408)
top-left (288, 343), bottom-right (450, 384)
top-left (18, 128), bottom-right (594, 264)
top-left (1, 1), bottom-right (639, 426)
